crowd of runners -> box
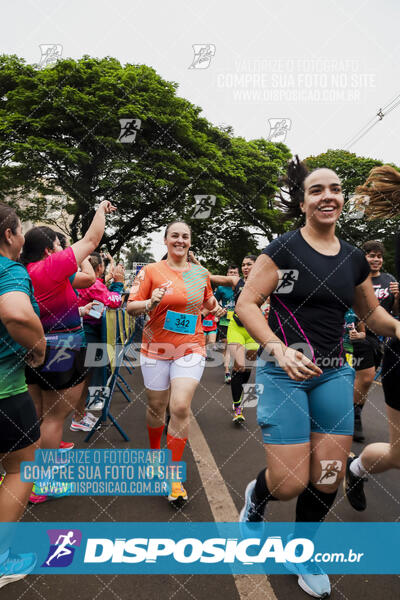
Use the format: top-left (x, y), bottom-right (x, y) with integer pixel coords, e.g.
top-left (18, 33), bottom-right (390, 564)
top-left (1, 158), bottom-right (400, 597)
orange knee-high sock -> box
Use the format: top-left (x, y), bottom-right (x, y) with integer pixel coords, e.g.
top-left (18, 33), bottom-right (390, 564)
top-left (147, 425), bottom-right (164, 450)
top-left (167, 433), bottom-right (187, 462)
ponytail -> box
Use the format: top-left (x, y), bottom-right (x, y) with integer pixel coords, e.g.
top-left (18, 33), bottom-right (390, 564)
top-left (355, 165), bottom-right (400, 219)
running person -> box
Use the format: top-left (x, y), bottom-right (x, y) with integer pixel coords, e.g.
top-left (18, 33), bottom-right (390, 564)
top-left (236, 158), bottom-right (400, 598)
top-left (0, 204), bottom-right (46, 587)
top-left (214, 265), bottom-right (239, 383)
top-left (208, 257), bottom-right (259, 424)
top-left (351, 240), bottom-right (398, 441)
top-left (127, 221), bottom-right (225, 505)
top-left (344, 166), bottom-right (400, 512)
top-left (201, 310), bottom-right (218, 360)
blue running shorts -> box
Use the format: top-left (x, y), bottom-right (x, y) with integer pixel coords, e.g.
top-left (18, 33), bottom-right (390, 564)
top-left (256, 361), bottom-right (355, 444)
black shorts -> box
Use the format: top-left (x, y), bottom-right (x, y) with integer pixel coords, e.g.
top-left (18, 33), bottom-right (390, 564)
top-left (217, 325), bottom-right (228, 341)
top-left (353, 338), bottom-right (383, 372)
top-left (0, 391), bottom-right (40, 453)
top-left (25, 346), bottom-right (88, 391)
top-left (381, 338), bottom-right (400, 411)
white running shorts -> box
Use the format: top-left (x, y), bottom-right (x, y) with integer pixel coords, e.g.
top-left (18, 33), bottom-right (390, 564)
top-left (140, 353), bottom-right (205, 391)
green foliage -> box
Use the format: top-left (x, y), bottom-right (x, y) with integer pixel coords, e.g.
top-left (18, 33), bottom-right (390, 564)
top-left (0, 54), bottom-right (290, 263)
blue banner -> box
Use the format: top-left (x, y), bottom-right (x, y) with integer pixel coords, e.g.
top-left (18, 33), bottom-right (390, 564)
top-left (20, 450), bottom-right (186, 496)
top-left (2, 522), bottom-right (399, 574)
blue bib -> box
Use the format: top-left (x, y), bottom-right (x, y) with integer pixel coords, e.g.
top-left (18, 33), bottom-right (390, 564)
top-left (203, 319), bottom-right (214, 328)
top-left (163, 310), bottom-right (197, 335)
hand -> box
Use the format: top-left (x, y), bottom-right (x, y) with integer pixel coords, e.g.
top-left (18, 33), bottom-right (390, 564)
top-left (390, 281), bottom-right (399, 298)
top-left (188, 251), bottom-right (200, 265)
top-left (349, 329), bottom-right (365, 340)
top-left (98, 201), bottom-right (116, 215)
top-left (273, 345), bottom-right (322, 381)
top-left (209, 302), bottom-right (226, 319)
top-left (150, 287), bottom-right (167, 309)
top-left (79, 302), bottom-right (95, 317)
top-left (25, 347), bottom-right (46, 368)
top-left (113, 264), bottom-right (125, 283)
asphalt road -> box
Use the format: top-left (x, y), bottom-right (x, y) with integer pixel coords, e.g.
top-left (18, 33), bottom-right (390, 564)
top-left (5, 358), bottom-right (400, 600)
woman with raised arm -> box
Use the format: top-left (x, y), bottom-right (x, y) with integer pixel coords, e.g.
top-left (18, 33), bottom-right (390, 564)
top-left (21, 200), bottom-right (116, 504)
top-left (127, 221), bottom-right (224, 506)
top-left (236, 157), bottom-right (400, 599)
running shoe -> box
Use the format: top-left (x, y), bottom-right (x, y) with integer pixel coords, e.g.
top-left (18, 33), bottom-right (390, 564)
top-left (343, 454), bottom-right (367, 511)
top-left (70, 415), bottom-right (95, 432)
top-left (239, 479), bottom-right (263, 522)
top-left (0, 552), bottom-right (37, 588)
top-left (30, 480), bottom-right (73, 503)
top-left (232, 406), bottom-right (245, 424)
top-left (84, 411), bottom-right (97, 422)
top-left (59, 441), bottom-right (74, 451)
top-left (168, 482), bottom-right (188, 504)
top-left (353, 405), bottom-right (365, 442)
top-left (286, 557), bottom-right (331, 598)
top-left (0, 474), bottom-right (4, 487)
top-left (29, 491), bottom-right (49, 504)
top-left (224, 372), bottom-right (231, 384)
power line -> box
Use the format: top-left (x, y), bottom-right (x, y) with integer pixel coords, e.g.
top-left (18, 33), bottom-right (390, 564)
top-left (343, 92), bottom-right (400, 150)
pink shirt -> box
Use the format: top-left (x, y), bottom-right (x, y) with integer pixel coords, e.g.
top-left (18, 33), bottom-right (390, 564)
top-left (27, 247), bottom-right (81, 334)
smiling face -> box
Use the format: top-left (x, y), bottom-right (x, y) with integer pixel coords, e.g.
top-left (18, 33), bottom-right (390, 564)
top-left (164, 222), bottom-right (191, 260)
top-left (365, 251), bottom-right (383, 274)
top-left (301, 169), bottom-right (344, 227)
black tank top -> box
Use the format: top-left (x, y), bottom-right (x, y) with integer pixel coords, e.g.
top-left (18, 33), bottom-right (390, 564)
top-left (233, 278), bottom-right (245, 327)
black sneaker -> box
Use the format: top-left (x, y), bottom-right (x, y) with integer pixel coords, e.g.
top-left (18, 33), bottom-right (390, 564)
top-left (353, 405), bottom-right (365, 442)
top-left (343, 454), bottom-right (367, 511)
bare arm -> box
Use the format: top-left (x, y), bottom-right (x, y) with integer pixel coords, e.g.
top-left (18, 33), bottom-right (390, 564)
top-left (72, 258), bottom-right (96, 289)
top-left (236, 254), bottom-right (321, 380)
top-left (210, 274), bottom-right (238, 287)
top-left (203, 295), bottom-right (226, 318)
top-left (127, 288), bottom-right (167, 316)
top-left (0, 292), bottom-right (46, 366)
top-left (353, 278), bottom-right (400, 338)
top-left (71, 201), bottom-right (116, 265)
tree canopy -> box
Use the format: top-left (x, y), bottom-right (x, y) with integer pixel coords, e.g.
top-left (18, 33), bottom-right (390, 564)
top-left (0, 54), bottom-right (290, 266)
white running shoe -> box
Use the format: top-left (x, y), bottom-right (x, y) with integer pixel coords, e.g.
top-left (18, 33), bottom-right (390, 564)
top-left (0, 552), bottom-right (37, 588)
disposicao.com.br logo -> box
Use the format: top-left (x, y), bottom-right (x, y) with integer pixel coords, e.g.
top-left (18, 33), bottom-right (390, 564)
top-left (83, 536), bottom-right (313, 565)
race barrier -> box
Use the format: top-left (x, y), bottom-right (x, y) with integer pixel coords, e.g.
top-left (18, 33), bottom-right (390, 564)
top-left (84, 307), bottom-right (137, 443)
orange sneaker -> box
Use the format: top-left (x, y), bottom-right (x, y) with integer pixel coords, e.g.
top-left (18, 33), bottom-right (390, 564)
top-left (168, 482), bottom-right (188, 504)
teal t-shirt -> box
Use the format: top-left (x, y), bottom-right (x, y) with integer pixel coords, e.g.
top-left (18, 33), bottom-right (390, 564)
top-left (0, 256), bottom-right (40, 398)
top-left (214, 285), bottom-right (235, 326)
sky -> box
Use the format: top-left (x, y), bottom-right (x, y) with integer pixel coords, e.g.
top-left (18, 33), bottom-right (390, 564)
top-left (2, 0), bottom-right (400, 259)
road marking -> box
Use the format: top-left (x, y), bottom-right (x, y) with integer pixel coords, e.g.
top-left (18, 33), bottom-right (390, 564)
top-left (189, 412), bottom-right (278, 600)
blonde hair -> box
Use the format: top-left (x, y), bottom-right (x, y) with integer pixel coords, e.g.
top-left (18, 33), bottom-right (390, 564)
top-left (355, 165), bottom-right (400, 219)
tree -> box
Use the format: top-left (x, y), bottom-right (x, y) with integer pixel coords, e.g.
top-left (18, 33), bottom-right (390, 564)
top-left (0, 55), bottom-right (290, 263)
top-left (122, 241), bottom-right (154, 265)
